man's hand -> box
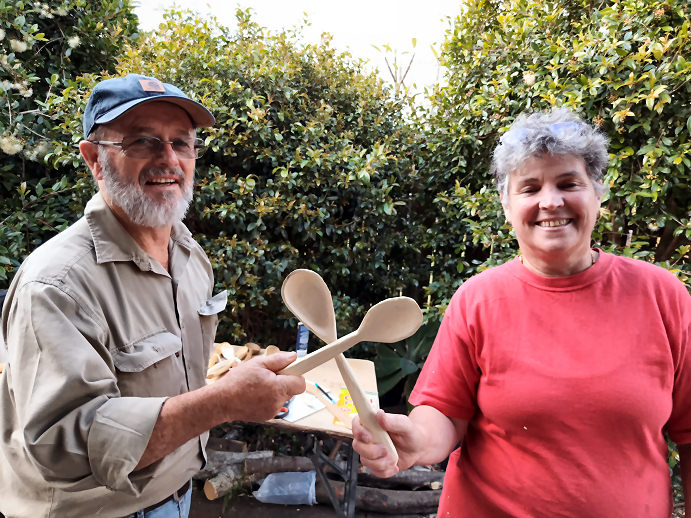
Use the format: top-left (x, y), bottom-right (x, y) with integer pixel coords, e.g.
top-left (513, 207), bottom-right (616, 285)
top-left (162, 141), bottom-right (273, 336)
top-left (212, 351), bottom-right (306, 423)
top-left (135, 351), bottom-right (305, 471)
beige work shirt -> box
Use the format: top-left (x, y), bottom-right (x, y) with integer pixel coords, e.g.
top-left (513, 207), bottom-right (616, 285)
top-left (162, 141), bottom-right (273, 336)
top-left (0, 192), bottom-right (226, 518)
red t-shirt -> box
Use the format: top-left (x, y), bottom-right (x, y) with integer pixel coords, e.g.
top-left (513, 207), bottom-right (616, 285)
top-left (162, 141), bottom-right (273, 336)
top-left (410, 251), bottom-right (691, 517)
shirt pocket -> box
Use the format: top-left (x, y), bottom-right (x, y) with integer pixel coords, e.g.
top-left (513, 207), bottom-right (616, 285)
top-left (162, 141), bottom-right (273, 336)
top-left (113, 331), bottom-right (182, 372)
top-left (198, 291), bottom-right (227, 360)
top-left (113, 332), bottom-right (187, 397)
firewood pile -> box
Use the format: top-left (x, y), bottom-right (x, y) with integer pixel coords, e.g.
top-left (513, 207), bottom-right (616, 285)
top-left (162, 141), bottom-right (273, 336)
top-left (195, 437), bottom-right (444, 514)
top-left (206, 342), bottom-right (278, 382)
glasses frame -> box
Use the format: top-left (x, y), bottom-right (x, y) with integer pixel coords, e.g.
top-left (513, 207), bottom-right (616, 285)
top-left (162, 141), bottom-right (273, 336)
top-left (88, 135), bottom-right (207, 159)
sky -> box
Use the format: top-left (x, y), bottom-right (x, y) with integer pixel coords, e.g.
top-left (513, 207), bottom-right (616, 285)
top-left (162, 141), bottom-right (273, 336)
top-left (133, 1), bottom-right (463, 96)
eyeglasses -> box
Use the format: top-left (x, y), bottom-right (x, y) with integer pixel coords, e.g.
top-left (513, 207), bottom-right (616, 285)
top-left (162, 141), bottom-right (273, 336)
top-left (499, 121), bottom-right (583, 146)
top-left (88, 136), bottom-right (207, 159)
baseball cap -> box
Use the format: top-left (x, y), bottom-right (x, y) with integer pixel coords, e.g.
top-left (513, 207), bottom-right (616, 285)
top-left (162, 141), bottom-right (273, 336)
top-left (82, 73), bottom-right (215, 138)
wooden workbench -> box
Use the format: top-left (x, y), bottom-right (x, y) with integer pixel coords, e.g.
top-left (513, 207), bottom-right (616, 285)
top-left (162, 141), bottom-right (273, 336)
top-left (268, 357), bottom-right (378, 438)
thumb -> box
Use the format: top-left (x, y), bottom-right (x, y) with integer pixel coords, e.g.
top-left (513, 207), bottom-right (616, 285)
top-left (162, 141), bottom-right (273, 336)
top-left (257, 351), bottom-right (298, 372)
top-left (376, 409), bottom-right (412, 435)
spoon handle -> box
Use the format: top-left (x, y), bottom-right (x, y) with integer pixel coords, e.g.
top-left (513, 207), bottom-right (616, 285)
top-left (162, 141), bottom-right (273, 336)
top-left (278, 331), bottom-right (359, 376)
top-left (334, 354), bottom-right (399, 464)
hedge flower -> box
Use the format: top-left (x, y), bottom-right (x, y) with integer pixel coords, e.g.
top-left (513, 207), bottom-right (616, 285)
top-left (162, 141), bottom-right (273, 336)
top-left (9, 39), bottom-right (28, 53)
top-left (0, 135), bottom-right (23, 155)
top-left (0, 29), bottom-right (5, 42)
top-left (67, 36), bottom-right (81, 48)
top-left (522, 71), bottom-right (536, 86)
top-left (24, 141), bottom-right (50, 161)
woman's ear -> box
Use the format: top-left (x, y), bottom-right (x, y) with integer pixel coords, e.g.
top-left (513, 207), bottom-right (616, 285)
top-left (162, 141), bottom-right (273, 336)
top-left (79, 140), bottom-right (103, 181)
top-left (500, 193), bottom-right (512, 224)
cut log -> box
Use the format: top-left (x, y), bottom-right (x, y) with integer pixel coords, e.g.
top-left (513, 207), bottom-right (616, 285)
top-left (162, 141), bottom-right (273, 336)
top-left (203, 465), bottom-right (245, 500)
top-left (199, 450), bottom-right (275, 500)
top-left (358, 468), bottom-right (444, 490)
top-left (204, 455), bottom-right (317, 501)
top-left (195, 449), bottom-right (274, 481)
top-left (244, 455), bottom-right (314, 475)
top-left (205, 437), bottom-right (247, 453)
top-left (315, 479), bottom-right (441, 514)
top-left (264, 345), bottom-right (280, 356)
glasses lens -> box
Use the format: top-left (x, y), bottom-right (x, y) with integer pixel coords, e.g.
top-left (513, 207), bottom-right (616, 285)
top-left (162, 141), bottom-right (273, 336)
top-left (121, 137), bottom-right (161, 158)
top-left (121, 137), bottom-right (204, 159)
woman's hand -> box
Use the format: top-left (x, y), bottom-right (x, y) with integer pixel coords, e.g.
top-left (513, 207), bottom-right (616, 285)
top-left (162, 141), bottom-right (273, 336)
top-left (352, 410), bottom-right (420, 477)
top-left (352, 405), bottom-right (467, 478)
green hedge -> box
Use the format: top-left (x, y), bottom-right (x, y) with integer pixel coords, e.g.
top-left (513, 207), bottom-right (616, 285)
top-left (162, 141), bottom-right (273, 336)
top-left (0, 0), bottom-right (139, 282)
top-left (1, 2), bottom-right (688, 398)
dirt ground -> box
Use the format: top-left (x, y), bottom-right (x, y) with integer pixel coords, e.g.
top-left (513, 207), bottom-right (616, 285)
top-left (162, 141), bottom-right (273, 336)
top-left (189, 484), bottom-right (431, 518)
top-left (190, 487), bottom-right (341, 518)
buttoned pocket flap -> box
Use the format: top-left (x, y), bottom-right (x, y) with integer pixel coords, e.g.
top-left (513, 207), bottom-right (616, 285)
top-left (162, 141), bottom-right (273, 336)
top-left (198, 290), bottom-right (228, 316)
top-left (113, 332), bottom-right (182, 373)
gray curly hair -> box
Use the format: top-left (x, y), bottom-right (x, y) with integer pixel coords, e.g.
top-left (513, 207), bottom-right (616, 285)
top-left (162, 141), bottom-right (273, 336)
top-left (491, 107), bottom-right (609, 198)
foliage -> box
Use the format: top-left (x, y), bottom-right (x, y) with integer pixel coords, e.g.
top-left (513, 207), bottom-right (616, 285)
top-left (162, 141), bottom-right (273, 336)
top-left (375, 313), bottom-right (442, 407)
top-left (41, 9), bottom-right (425, 346)
top-left (422, 0), bottom-right (690, 308)
top-left (2, 1), bottom-right (689, 408)
top-left (0, 0), bottom-right (139, 282)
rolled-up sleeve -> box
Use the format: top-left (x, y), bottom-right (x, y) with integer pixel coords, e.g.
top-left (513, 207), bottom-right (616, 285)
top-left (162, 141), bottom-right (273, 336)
top-left (7, 281), bottom-right (163, 494)
top-left (88, 396), bottom-right (165, 491)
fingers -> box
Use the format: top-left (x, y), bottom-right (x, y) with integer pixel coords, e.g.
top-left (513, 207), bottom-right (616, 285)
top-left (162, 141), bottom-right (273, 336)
top-left (249, 352), bottom-right (306, 395)
top-left (351, 414), bottom-right (399, 478)
top-left (211, 353), bottom-right (304, 423)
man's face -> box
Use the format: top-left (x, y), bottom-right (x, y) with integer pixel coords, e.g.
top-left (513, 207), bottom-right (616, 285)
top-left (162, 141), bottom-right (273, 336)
top-left (94, 102), bottom-right (197, 228)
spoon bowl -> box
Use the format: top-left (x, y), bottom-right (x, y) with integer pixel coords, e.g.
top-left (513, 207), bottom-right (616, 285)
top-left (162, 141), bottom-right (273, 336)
top-left (281, 269), bottom-right (337, 343)
top-left (278, 295), bottom-right (422, 376)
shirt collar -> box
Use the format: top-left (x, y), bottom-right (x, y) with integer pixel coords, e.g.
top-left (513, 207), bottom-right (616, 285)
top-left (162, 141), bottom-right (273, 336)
top-left (84, 191), bottom-right (195, 272)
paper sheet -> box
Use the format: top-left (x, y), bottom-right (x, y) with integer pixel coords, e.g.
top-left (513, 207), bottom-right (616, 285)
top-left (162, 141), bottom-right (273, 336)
top-left (283, 393), bottom-right (325, 423)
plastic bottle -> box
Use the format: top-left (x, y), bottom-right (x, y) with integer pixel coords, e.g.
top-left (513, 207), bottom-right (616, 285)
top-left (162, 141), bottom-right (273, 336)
top-left (296, 322), bottom-right (309, 357)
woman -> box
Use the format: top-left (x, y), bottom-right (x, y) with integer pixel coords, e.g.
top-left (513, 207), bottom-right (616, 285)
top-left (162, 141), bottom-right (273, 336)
top-left (352, 108), bottom-right (691, 516)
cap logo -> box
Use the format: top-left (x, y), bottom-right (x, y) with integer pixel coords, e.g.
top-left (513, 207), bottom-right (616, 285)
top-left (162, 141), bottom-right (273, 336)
top-left (139, 79), bottom-right (166, 93)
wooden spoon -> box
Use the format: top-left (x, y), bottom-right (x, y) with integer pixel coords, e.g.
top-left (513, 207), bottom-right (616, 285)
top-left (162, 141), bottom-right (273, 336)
top-left (280, 269), bottom-right (422, 463)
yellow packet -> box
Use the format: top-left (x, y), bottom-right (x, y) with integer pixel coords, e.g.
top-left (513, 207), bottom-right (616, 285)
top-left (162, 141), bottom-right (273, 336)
top-left (333, 388), bottom-right (378, 427)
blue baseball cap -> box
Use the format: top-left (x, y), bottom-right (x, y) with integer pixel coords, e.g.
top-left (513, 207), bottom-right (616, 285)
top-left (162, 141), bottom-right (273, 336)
top-left (82, 73), bottom-right (215, 138)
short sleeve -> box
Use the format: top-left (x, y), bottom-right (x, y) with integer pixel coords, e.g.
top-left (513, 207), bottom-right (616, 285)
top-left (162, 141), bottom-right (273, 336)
top-left (409, 287), bottom-right (480, 420)
top-left (664, 278), bottom-right (691, 445)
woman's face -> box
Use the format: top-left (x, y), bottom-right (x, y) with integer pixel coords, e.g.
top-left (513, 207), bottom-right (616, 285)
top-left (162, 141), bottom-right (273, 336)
top-left (501, 153), bottom-right (602, 275)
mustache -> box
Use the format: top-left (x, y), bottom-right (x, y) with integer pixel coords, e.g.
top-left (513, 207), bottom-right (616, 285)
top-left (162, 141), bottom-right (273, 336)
top-left (139, 167), bottom-right (186, 184)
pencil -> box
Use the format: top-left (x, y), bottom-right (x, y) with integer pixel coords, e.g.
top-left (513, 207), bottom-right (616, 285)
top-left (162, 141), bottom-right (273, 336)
top-left (314, 382), bottom-right (335, 403)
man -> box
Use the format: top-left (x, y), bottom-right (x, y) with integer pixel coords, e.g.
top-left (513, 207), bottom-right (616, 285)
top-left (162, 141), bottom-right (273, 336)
top-left (0, 74), bottom-right (305, 518)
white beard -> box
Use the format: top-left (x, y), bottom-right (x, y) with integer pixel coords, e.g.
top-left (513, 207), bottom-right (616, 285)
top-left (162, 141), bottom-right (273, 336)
top-left (98, 148), bottom-right (194, 228)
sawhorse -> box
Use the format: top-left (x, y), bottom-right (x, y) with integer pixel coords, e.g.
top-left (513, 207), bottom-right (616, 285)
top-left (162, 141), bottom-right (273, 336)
top-left (308, 434), bottom-right (359, 518)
